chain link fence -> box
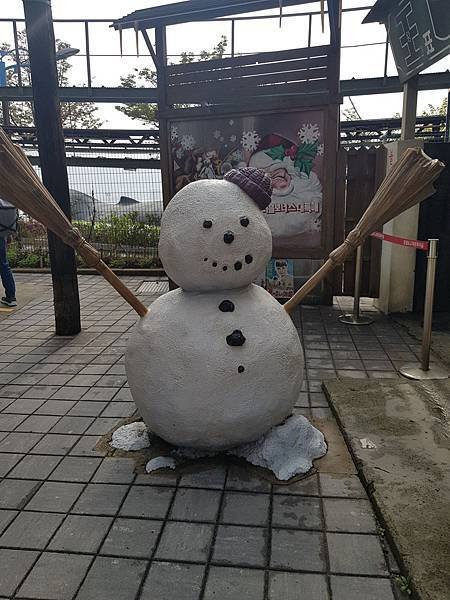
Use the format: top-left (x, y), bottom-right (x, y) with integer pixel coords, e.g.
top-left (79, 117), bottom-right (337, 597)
top-left (8, 156), bottom-right (164, 269)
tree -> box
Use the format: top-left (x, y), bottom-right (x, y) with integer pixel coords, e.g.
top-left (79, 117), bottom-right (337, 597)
top-left (421, 97), bottom-right (448, 117)
top-left (0, 30), bottom-right (102, 128)
top-left (115, 35), bottom-right (228, 126)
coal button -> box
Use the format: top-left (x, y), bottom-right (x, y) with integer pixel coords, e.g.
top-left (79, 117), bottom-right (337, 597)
top-left (219, 300), bottom-right (235, 312)
top-left (226, 330), bottom-right (246, 347)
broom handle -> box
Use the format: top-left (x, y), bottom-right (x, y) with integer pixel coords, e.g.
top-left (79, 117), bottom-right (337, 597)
top-left (75, 244), bottom-right (148, 317)
top-left (284, 258), bottom-right (335, 314)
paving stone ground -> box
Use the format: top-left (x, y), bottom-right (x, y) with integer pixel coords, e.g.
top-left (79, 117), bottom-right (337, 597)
top-left (0, 274), bottom-right (416, 599)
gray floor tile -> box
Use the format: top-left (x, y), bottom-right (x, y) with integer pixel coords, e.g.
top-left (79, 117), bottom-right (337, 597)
top-left (0, 452), bottom-right (23, 477)
top-left (3, 398), bottom-right (45, 414)
top-left (323, 498), bottom-right (377, 533)
top-left (0, 413), bottom-right (28, 431)
top-left (170, 488), bottom-right (222, 522)
top-left (140, 561), bottom-right (204, 600)
top-left (272, 495), bottom-right (322, 529)
top-left (68, 401), bottom-right (108, 417)
top-left (271, 529), bottom-right (326, 571)
top-left (69, 435), bottom-right (103, 456)
top-left (48, 514), bottom-right (112, 553)
top-left (213, 525), bottom-right (267, 567)
top-left (120, 486), bottom-right (174, 519)
top-left (49, 415), bottom-right (94, 434)
top-left (25, 481), bottom-right (84, 512)
top-left (0, 509), bottom-right (18, 534)
top-left (8, 454), bottom-right (61, 479)
top-left (17, 551), bottom-right (92, 599)
top-left (49, 456), bottom-right (101, 482)
top-left (76, 556), bottom-right (147, 600)
top-left (21, 385), bottom-right (60, 399)
top-left (91, 457), bottom-right (136, 483)
top-left (101, 401), bottom-right (136, 418)
top-left (85, 417), bottom-right (122, 435)
top-left (29, 433), bottom-right (79, 455)
top-left (330, 575), bottom-right (395, 600)
top-left (50, 386), bottom-right (89, 400)
top-left (327, 533), bottom-right (389, 576)
top-left (204, 566), bottom-right (265, 600)
top-left (221, 492), bottom-right (270, 526)
top-left (0, 548), bottom-right (39, 597)
top-left (156, 522), bottom-right (214, 562)
top-left (100, 517), bottom-right (162, 557)
top-left (269, 572), bottom-right (329, 600)
top-left (273, 473), bottom-right (319, 496)
top-left (0, 511), bottom-right (64, 549)
top-left (35, 400), bottom-right (77, 415)
top-left (179, 465), bottom-right (226, 490)
top-left (72, 483), bottom-right (129, 515)
top-left (0, 479), bottom-right (41, 509)
top-left (319, 474), bottom-right (366, 498)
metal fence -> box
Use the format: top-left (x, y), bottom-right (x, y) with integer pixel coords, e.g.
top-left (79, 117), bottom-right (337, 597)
top-left (9, 154), bottom-right (163, 269)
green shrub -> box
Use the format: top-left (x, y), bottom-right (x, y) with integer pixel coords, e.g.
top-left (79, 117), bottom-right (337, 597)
top-left (17, 253), bottom-right (41, 268)
top-left (73, 213), bottom-right (160, 248)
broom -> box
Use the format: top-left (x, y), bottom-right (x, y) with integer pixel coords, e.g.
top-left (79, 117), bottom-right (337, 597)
top-left (284, 147), bottom-right (445, 314)
top-left (0, 128), bottom-right (148, 317)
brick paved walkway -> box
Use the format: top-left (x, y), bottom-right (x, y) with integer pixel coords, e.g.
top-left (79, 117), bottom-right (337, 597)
top-left (0, 274), bottom-right (415, 600)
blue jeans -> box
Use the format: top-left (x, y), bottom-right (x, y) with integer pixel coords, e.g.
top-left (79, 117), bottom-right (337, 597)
top-left (0, 238), bottom-right (16, 299)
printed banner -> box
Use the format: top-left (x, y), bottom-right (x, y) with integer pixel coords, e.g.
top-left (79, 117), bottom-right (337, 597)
top-left (169, 110), bottom-right (325, 255)
top-left (254, 259), bottom-right (294, 299)
top-left (371, 231), bottom-right (429, 251)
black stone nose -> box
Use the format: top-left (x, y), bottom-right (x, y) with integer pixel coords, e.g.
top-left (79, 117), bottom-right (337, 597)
top-left (223, 231), bottom-right (234, 244)
top-left (226, 330), bottom-right (246, 347)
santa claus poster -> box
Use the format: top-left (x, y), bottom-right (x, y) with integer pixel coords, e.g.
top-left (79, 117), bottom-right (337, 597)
top-left (169, 110), bottom-right (325, 256)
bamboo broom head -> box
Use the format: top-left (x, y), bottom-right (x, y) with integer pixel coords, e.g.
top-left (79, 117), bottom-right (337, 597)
top-left (0, 128), bottom-right (148, 317)
top-left (285, 147), bottom-right (445, 313)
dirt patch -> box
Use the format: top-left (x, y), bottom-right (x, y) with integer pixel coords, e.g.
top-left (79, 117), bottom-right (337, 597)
top-left (324, 378), bottom-right (450, 600)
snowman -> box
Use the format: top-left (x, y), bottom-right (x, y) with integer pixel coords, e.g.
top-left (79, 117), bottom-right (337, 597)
top-left (125, 167), bottom-right (307, 450)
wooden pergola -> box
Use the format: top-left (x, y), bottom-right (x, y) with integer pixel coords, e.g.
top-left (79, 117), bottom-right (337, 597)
top-left (113, 2), bottom-right (342, 302)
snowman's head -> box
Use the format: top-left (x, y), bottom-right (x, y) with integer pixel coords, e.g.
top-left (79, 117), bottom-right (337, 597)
top-left (159, 168), bottom-right (273, 291)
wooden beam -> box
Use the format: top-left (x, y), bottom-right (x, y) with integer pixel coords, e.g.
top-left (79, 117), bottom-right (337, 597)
top-left (22, 0), bottom-right (81, 335)
top-left (141, 29), bottom-right (159, 68)
top-left (400, 75), bottom-right (419, 140)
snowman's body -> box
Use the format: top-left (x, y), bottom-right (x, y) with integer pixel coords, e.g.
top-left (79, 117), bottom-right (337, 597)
top-left (126, 172), bottom-right (305, 450)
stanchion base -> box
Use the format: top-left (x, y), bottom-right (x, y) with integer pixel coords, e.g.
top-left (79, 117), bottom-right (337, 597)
top-left (338, 314), bottom-right (374, 326)
top-left (399, 363), bottom-right (450, 380)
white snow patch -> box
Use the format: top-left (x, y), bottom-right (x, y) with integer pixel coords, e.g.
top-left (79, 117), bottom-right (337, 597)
top-left (111, 422), bottom-right (150, 451)
top-left (228, 415), bottom-right (327, 480)
top-left (146, 456), bottom-right (176, 472)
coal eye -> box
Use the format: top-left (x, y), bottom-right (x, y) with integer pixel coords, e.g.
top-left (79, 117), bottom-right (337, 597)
top-left (203, 220), bottom-right (212, 229)
top-left (240, 217), bottom-right (249, 227)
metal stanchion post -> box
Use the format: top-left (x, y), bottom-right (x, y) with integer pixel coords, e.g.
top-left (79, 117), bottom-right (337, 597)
top-left (400, 239), bottom-right (449, 380)
top-left (339, 244), bottom-right (374, 325)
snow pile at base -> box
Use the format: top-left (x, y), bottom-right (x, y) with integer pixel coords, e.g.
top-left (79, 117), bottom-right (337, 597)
top-left (229, 415), bottom-right (327, 480)
top-left (111, 422), bottom-right (150, 451)
top-left (146, 456), bottom-right (176, 473)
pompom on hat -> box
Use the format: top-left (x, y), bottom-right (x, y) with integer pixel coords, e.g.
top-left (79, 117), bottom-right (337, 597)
top-left (224, 167), bottom-right (273, 210)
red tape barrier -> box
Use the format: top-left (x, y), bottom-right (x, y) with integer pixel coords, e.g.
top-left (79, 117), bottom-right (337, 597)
top-left (370, 231), bottom-right (429, 252)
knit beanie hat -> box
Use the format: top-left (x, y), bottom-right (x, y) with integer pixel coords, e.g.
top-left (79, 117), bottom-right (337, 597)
top-left (224, 167), bottom-right (273, 210)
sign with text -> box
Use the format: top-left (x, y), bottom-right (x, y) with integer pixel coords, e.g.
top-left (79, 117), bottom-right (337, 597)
top-left (385, 0), bottom-right (450, 83)
top-left (169, 109), bottom-right (326, 257)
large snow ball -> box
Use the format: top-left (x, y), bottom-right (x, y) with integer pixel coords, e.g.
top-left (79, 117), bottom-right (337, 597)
top-left (125, 285), bottom-right (304, 450)
top-left (158, 179), bottom-right (272, 291)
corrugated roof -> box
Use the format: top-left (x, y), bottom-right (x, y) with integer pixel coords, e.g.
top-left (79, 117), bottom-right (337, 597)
top-left (112, 0), bottom-right (316, 30)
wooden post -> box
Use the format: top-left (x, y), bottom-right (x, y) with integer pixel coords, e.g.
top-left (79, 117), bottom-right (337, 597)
top-left (23, 0), bottom-right (81, 335)
top-left (400, 75), bottom-right (418, 140)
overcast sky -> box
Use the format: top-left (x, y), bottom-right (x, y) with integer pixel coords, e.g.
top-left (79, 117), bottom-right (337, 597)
top-left (1, 0), bottom-right (449, 127)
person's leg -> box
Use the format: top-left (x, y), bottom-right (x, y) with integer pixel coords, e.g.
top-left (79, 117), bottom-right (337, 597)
top-left (0, 238), bottom-right (16, 301)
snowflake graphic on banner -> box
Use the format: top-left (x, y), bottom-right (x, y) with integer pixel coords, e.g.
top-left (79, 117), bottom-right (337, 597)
top-left (298, 123), bottom-right (320, 144)
top-left (170, 126), bottom-right (178, 141)
top-left (213, 130), bottom-right (221, 139)
top-left (317, 143), bottom-right (324, 156)
top-left (180, 134), bottom-right (196, 150)
top-left (241, 130), bottom-right (261, 152)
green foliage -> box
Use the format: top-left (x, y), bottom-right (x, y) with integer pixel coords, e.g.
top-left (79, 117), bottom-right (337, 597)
top-left (421, 97), bottom-right (448, 117)
top-left (115, 36), bottom-right (228, 125)
top-left (395, 575), bottom-right (412, 596)
top-left (265, 140), bottom-right (319, 176)
top-left (73, 212), bottom-right (160, 248)
top-left (0, 31), bottom-right (102, 128)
